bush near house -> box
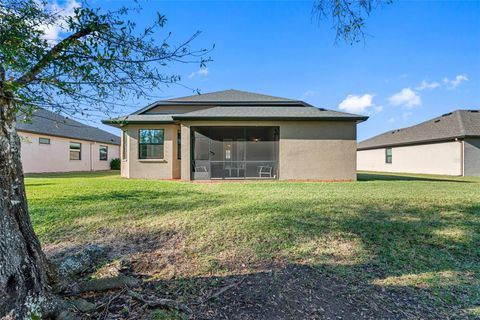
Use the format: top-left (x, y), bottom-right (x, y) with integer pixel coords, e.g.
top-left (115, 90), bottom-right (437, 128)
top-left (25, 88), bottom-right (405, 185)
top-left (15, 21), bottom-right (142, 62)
top-left (25, 171), bottom-right (480, 318)
top-left (110, 158), bottom-right (120, 170)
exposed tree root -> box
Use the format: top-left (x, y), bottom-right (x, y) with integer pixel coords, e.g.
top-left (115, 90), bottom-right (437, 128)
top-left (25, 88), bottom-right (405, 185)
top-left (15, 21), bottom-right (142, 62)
top-left (127, 289), bottom-right (192, 314)
top-left (68, 275), bottom-right (141, 294)
top-left (200, 278), bottom-right (245, 304)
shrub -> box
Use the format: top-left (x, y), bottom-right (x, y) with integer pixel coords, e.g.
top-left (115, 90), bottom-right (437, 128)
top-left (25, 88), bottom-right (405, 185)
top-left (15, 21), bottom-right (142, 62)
top-left (110, 158), bottom-right (120, 170)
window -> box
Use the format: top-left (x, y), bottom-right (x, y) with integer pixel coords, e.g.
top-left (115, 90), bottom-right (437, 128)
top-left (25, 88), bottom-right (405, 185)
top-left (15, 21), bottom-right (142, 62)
top-left (70, 142), bottom-right (81, 160)
top-left (122, 131), bottom-right (128, 160)
top-left (385, 147), bottom-right (392, 164)
top-left (99, 145), bottom-right (108, 161)
top-left (177, 130), bottom-right (181, 160)
top-left (39, 137), bottom-right (50, 145)
top-left (138, 129), bottom-right (164, 159)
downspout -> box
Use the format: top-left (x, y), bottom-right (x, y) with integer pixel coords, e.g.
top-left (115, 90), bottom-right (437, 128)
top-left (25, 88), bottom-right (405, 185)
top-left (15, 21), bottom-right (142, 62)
top-left (457, 138), bottom-right (464, 176)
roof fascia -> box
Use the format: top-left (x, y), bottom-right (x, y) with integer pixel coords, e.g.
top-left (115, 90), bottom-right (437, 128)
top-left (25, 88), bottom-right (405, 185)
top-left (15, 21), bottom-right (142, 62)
top-left (357, 136), bottom-right (465, 151)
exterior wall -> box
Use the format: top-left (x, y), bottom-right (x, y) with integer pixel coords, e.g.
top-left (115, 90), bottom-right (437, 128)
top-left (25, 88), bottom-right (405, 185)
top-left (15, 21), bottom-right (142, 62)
top-left (19, 131), bottom-right (120, 173)
top-left (180, 123), bottom-right (191, 180)
top-left (464, 138), bottom-right (480, 176)
top-left (180, 120), bottom-right (358, 181)
top-left (121, 124), bottom-right (180, 179)
top-left (357, 141), bottom-right (463, 176)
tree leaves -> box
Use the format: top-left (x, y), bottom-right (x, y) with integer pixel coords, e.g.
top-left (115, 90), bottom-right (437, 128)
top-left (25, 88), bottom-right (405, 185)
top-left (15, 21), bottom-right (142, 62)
top-left (0, 0), bottom-right (212, 119)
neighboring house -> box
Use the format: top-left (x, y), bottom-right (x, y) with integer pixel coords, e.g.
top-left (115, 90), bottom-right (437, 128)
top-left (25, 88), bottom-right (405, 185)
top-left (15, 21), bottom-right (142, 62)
top-left (103, 89), bottom-right (368, 181)
top-left (357, 110), bottom-right (480, 176)
top-left (17, 108), bottom-right (120, 173)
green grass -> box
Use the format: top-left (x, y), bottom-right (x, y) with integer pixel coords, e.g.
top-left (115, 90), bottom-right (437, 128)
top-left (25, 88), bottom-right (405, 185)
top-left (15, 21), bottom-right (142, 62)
top-left (26, 171), bottom-right (480, 316)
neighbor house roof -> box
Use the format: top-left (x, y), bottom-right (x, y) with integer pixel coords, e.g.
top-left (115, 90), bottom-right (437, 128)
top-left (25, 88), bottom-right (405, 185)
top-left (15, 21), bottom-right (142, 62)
top-left (17, 108), bottom-right (120, 145)
top-left (358, 109), bottom-right (480, 150)
top-left (103, 89), bottom-right (368, 126)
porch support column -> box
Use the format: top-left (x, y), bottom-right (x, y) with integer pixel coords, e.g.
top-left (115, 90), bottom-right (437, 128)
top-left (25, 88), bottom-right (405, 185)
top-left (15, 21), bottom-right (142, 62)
top-left (180, 123), bottom-right (191, 180)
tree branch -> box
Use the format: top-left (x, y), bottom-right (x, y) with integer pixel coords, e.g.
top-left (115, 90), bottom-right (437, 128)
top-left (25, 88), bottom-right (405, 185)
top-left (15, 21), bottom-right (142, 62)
top-left (13, 23), bottom-right (107, 87)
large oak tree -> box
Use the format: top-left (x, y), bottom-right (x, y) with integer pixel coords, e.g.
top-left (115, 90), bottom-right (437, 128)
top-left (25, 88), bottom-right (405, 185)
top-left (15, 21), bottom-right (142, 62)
top-left (0, 0), bottom-right (210, 318)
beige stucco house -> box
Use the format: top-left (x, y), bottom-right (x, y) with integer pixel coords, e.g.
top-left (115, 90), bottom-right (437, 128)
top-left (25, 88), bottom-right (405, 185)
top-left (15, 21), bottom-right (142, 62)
top-left (357, 110), bottom-right (480, 176)
top-left (18, 108), bottom-right (120, 173)
top-left (103, 89), bottom-right (368, 181)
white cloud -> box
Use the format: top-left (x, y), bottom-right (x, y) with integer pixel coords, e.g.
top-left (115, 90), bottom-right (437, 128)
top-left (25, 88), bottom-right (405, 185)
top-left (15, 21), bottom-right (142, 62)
top-left (443, 74), bottom-right (468, 88)
top-left (338, 94), bottom-right (374, 114)
top-left (388, 88), bottom-right (421, 108)
top-left (39, 0), bottom-right (81, 44)
top-left (416, 80), bottom-right (440, 91)
top-left (450, 74), bottom-right (468, 88)
top-left (374, 105), bottom-right (383, 113)
top-left (387, 117), bottom-right (396, 123)
top-left (188, 67), bottom-right (209, 79)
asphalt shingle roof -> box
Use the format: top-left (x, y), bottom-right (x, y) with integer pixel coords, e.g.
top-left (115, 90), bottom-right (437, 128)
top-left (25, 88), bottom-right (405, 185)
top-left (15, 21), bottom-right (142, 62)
top-left (103, 89), bottom-right (368, 125)
top-left (172, 106), bottom-right (365, 120)
top-left (17, 108), bottom-right (120, 145)
top-left (358, 110), bottom-right (480, 150)
top-left (166, 89), bottom-right (296, 103)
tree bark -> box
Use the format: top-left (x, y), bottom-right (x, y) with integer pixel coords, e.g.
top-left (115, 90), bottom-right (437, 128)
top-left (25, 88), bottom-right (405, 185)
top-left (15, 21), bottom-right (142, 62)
top-left (0, 89), bottom-right (55, 319)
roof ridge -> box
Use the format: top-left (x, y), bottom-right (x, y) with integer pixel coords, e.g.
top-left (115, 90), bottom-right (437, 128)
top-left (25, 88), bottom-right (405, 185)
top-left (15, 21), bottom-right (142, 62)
top-left (166, 89), bottom-right (296, 102)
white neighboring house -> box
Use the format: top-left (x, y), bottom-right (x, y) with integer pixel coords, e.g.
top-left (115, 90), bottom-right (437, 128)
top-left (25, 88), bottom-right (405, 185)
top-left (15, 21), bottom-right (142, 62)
top-left (357, 110), bottom-right (480, 176)
top-left (17, 108), bottom-right (120, 173)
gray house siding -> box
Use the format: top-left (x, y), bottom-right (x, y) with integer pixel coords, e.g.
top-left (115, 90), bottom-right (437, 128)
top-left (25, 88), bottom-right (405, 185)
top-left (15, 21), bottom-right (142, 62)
top-left (464, 138), bottom-right (480, 176)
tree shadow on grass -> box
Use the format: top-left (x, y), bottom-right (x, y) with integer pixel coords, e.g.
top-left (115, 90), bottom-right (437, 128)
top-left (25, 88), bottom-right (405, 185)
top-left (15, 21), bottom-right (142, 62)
top-left (239, 199), bottom-right (480, 317)
top-left (75, 263), bottom-right (452, 319)
top-left (358, 172), bottom-right (476, 183)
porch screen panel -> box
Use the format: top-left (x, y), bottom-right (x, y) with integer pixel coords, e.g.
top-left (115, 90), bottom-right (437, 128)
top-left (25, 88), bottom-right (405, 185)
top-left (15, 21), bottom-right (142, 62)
top-left (193, 129), bottom-right (210, 180)
top-left (245, 127), bottom-right (279, 178)
top-left (191, 126), bottom-right (279, 180)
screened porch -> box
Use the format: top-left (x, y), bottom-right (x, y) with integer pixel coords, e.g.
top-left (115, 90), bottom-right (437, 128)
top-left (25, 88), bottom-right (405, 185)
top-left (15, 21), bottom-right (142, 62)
top-left (191, 126), bottom-right (279, 180)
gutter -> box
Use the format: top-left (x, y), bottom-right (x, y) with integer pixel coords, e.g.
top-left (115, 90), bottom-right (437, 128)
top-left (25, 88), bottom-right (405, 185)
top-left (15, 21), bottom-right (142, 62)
top-left (17, 129), bottom-right (120, 146)
top-left (171, 116), bottom-right (369, 122)
top-left (357, 136), bottom-right (467, 151)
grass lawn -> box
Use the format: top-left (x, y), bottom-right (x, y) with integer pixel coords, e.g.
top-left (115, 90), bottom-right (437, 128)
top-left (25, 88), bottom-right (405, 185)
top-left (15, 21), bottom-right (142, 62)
top-left (26, 171), bottom-right (480, 318)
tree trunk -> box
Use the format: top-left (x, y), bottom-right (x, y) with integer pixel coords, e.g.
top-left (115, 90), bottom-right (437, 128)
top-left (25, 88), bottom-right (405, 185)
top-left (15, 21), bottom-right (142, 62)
top-left (0, 90), bottom-right (56, 319)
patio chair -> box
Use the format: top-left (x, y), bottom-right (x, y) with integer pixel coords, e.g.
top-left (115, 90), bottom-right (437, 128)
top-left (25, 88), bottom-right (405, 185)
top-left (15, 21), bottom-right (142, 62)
top-left (257, 165), bottom-right (273, 178)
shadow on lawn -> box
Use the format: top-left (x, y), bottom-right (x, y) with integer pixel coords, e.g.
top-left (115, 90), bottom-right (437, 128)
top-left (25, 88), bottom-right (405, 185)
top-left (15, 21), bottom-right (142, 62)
top-left (357, 172), bottom-right (476, 183)
top-left (78, 263), bottom-right (451, 320)
top-left (36, 182), bottom-right (479, 318)
top-left (244, 199), bottom-right (480, 316)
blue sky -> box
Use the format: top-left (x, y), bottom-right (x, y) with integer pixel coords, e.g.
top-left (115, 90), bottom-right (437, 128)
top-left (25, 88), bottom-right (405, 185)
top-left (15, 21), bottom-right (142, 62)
top-left (67, 0), bottom-right (479, 140)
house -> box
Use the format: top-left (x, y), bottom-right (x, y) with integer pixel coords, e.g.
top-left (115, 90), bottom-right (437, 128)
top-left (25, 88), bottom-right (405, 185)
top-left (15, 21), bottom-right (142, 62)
top-left (357, 110), bottom-right (480, 176)
top-left (103, 89), bottom-right (368, 181)
top-left (17, 108), bottom-right (120, 173)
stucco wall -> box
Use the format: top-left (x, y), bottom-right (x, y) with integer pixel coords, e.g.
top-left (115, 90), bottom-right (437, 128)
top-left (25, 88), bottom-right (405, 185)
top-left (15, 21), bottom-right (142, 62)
top-left (121, 124), bottom-right (180, 179)
top-left (19, 131), bottom-right (119, 173)
top-left (357, 141), bottom-right (462, 175)
top-left (464, 138), bottom-right (480, 176)
top-left (180, 120), bottom-right (358, 181)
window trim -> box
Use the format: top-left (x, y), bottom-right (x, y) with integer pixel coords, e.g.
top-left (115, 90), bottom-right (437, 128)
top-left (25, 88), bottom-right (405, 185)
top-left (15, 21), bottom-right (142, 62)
top-left (138, 129), bottom-right (164, 160)
top-left (385, 147), bottom-right (392, 164)
top-left (69, 142), bottom-right (82, 161)
top-left (99, 145), bottom-right (108, 161)
top-left (39, 137), bottom-right (50, 145)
